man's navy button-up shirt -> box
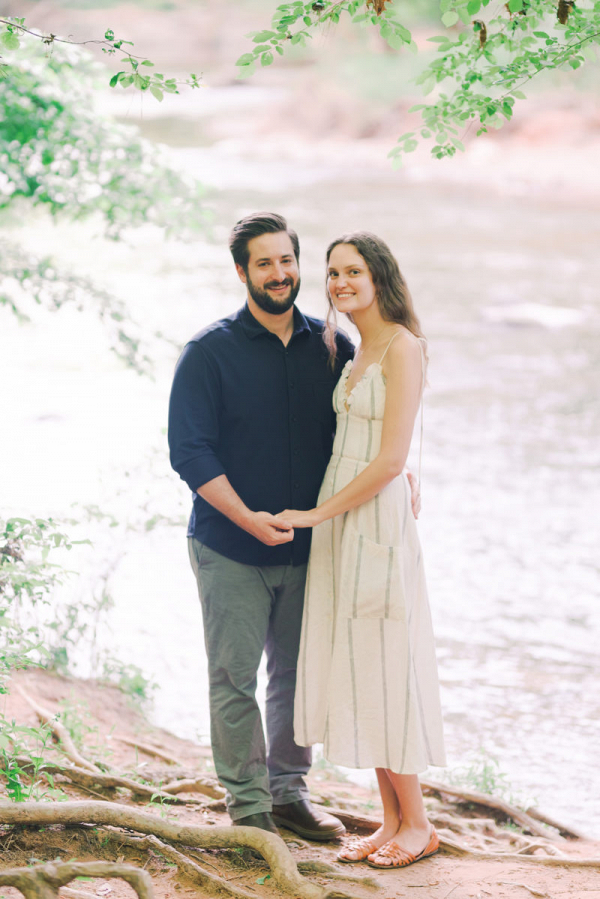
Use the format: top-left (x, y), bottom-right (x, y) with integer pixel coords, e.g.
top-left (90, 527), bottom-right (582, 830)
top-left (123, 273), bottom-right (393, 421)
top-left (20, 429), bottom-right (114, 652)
top-left (168, 303), bottom-right (354, 567)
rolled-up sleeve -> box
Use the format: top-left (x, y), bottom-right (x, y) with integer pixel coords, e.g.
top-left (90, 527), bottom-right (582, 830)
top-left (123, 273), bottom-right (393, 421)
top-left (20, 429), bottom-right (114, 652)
top-left (168, 341), bottom-right (226, 493)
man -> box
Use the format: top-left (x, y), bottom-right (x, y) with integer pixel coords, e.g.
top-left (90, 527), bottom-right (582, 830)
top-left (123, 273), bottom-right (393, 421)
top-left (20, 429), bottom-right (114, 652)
top-left (169, 212), bottom-right (419, 838)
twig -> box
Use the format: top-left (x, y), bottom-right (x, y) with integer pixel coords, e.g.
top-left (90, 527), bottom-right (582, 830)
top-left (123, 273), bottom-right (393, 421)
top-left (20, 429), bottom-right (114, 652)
top-left (496, 882), bottom-right (547, 898)
top-left (112, 736), bottom-right (184, 768)
top-left (16, 687), bottom-right (101, 774)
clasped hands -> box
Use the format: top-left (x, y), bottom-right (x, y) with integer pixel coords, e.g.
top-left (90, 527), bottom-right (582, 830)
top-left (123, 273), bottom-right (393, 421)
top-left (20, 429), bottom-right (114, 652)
top-left (251, 472), bottom-right (420, 547)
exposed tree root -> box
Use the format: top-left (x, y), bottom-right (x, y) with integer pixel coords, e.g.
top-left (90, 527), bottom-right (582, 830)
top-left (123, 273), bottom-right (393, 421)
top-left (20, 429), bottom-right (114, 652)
top-left (296, 861), bottom-right (380, 890)
top-left (14, 757), bottom-right (205, 807)
top-left (0, 861), bottom-right (154, 899)
top-left (160, 776), bottom-right (225, 800)
top-left (16, 688), bottom-right (101, 774)
top-left (112, 736), bottom-right (184, 768)
top-left (59, 887), bottom-right (100, 899)
top-left (0, 800), bottom-right (355, 899)
top-left (420, 778), bottom-right (561, 840)
top-left (93, 828), bottom-right (259, 899)
top-left (439, 835), bottom-right (600, 866)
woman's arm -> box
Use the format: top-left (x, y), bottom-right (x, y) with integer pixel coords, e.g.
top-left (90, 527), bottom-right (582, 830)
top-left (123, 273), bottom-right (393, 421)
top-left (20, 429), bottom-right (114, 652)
top-left (280, 332), bottom-right (423, 528)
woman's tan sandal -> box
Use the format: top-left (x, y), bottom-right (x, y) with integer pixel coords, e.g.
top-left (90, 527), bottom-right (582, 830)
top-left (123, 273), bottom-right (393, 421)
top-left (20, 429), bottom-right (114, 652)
top-left (366, 826), bottom-right (439, 870)
top-left (336, 835), bottom-right (382, 864)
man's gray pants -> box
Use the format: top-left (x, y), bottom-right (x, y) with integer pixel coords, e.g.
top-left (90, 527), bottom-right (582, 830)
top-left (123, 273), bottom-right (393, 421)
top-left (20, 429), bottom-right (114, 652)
top-left (188, 538), bottom-right (312, 821)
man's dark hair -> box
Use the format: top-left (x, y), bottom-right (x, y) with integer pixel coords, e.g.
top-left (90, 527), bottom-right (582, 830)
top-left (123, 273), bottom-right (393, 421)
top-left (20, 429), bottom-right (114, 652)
top-left (228, 212), bottom-right (300, 270)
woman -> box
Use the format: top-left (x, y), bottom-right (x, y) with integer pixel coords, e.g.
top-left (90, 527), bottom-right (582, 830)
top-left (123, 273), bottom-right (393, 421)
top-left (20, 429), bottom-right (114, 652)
top-left (278, 232), bottom-right (446, 868)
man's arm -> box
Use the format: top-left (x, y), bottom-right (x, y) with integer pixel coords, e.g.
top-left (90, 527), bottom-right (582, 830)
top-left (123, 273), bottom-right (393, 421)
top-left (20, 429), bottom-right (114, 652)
top-left (198, 475), bottom-right (293, 546)
top-left (169, 342), bottom-right (292, 546)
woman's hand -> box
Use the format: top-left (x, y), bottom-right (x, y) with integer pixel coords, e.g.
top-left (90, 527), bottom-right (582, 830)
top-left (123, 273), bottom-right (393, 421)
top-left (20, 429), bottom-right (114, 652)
top-left (276, 508), bottom-right (322, 529)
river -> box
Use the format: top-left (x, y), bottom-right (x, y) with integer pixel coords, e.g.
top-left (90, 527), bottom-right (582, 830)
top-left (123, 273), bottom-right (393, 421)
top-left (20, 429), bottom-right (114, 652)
top-left (2, 87), bottom-right (599, 838)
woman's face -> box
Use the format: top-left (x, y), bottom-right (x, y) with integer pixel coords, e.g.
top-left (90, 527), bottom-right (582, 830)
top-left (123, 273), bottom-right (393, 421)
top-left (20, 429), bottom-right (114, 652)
top-left (327, 244), bottom-right (376, 316)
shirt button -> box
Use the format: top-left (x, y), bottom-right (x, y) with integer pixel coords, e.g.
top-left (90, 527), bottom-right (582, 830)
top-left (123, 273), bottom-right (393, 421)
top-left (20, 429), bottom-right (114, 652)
top-left (291, 416), bottom-right (297, 422)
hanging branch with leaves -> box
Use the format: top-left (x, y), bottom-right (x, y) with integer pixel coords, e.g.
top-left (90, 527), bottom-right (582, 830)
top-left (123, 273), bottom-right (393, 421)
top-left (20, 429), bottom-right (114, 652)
top-left (234, 0), bottom-right (600, 164)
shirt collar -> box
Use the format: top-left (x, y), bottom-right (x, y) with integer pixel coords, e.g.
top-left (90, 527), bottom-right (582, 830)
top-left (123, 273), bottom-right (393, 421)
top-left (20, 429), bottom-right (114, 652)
top-left (238, 303), bottom-right (311, 341)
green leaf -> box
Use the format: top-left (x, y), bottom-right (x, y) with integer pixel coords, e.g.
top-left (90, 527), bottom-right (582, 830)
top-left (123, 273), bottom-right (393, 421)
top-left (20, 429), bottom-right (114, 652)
top-left (467, 0), bottom-right (481, 13)
top-left (511, 89), bottom-right (526, 99)
top-left (150, 85), bottom-right (164, 101)
top-left (237, 64), bottom-right (256, 80)
top-left (261, 52), bottom-right (274, 66)
top-left (507, 0), bottom-right (523, 11)
top-left (256, 875), bottom-right (271, 885)
top-left (236, 53), bottom-right (256, 67)
top-left (141, 60), bottom-right (154, 67)
top-left (0, 32), bottom-right (20, 50)
top-left (254, 30), bottom-right (276, 42)
top-left (441, 11), bottom-right (459, 27)
top-left (109, 72), bottom-right (125, 88)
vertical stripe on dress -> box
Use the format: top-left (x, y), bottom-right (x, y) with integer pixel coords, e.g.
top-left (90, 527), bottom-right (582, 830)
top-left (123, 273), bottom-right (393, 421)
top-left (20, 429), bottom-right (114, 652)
top-left (347, 619), bottom-right (360, 768)
top-left (413, 655), bottom-right (433, 763)
top-left (379, 620), bottom-right (391, 768)
top-left (299, 562), bottom-right (311, 743)
top-left (365, 420), bottom-right (372, 462)
top-left (374, 494), bottom-right (381, 544)
top-left (399, 635), bottom-right (412, 771)
top-left (384, 548), bottom-right (394, 619)
top-left (352, 535), bottom-right (364, 618)
top-left (331, 414), bottom-right (350, 494)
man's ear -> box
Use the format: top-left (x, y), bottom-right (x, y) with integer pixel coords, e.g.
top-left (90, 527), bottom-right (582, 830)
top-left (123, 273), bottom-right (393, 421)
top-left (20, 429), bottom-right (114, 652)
top-left (235, 263), bottom-right (247, 285)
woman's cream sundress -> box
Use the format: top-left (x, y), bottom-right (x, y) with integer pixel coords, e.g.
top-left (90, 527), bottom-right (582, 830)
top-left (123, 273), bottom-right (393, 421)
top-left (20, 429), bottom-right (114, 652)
top-left (294, 336), bottom-right (446, 774)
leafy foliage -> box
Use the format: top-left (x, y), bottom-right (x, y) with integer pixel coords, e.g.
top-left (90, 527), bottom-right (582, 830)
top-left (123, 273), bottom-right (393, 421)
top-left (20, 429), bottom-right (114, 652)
top-left (0, 40), bottom-right (208, 238)
top-left (0, 38), bottom-right (209, 372)
top-left (237, 1), bottom-right (600, 163)
top-left (236, 0), bottom-right (416, 77)
top-left (0, 17), bottom-right (201, 101)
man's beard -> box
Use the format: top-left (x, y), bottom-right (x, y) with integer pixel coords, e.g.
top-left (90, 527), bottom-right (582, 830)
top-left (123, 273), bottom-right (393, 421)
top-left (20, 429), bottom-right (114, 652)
top-left (246, 272), bottom-right (301, 315)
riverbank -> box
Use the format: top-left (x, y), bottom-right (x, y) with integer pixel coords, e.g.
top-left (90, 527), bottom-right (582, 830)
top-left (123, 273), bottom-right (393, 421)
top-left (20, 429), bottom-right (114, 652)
top-left (1, 668), bottom-right (599, 899)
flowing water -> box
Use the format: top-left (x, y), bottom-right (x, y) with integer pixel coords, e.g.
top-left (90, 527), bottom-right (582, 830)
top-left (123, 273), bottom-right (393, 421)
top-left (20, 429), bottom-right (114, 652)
top-left (2, 93), bottom-right (599, 837)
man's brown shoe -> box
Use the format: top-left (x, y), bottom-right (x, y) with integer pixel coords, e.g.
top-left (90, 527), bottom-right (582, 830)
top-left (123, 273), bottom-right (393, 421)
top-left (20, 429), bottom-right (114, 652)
top-left (272, 799), bottom-right (345, 841)
top-left (234, 812), bottom-right (279, 834)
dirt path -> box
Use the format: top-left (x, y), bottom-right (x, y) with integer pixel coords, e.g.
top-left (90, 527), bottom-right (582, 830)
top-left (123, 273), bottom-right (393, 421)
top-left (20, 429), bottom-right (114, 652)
top-left (1, 669), bottom-right (599, 899)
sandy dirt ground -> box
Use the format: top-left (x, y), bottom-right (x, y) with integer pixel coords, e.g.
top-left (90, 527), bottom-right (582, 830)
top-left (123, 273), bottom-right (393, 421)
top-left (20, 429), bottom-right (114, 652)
top-left (1, 669), bottom-right (599, 899)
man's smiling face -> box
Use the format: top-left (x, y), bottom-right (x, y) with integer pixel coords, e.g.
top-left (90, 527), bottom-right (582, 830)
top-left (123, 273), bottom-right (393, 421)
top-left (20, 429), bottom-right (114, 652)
top-left (237, 231), bottom-right (301, 315)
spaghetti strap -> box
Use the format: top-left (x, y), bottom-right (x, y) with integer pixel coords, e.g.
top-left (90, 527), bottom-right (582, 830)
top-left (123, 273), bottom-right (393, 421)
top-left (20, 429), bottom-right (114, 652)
top-left (378, 331), bottom-right (401, 365)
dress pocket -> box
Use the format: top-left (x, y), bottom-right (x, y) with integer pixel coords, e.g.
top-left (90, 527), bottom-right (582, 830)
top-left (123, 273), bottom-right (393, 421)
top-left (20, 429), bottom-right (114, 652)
top-left (339, 527), bottom-right (406, 621)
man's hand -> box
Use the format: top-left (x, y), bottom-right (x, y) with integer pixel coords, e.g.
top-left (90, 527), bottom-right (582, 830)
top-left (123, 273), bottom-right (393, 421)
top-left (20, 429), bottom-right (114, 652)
top-left (276, 508), bottom-right (321, 529)
top-left (247, 511), bottom-right (294, 546)
top-left (406, 471), bottom-right (421, 519)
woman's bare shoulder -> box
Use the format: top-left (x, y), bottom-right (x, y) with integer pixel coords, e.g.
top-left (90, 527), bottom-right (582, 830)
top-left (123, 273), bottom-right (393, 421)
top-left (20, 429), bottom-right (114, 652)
top-left (384, 327), bottom-right (423, 368)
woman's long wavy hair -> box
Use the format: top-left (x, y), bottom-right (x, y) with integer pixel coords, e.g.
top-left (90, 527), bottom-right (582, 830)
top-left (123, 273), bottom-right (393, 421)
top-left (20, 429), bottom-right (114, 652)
top-left (323, 232), bottom-right (425, 366)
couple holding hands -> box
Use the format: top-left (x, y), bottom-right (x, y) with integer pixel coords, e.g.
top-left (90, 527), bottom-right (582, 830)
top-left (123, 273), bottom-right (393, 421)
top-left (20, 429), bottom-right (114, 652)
top-left (169, 212), bottom-right (445, 870)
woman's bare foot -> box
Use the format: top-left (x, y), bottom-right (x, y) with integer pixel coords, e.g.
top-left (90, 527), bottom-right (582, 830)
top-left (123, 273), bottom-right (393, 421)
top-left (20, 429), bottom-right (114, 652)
top-left (367, 822), bottom-right (437, 868)
top-left (337, 819), bottom-right (401, 863)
